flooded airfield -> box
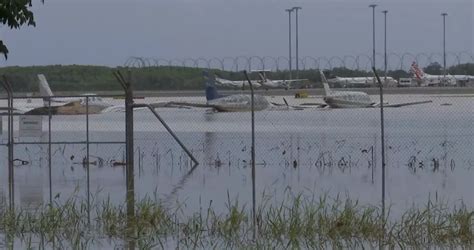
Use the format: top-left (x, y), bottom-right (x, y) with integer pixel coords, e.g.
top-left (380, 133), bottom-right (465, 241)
top-left (0, 94), bottom-right (473, 248)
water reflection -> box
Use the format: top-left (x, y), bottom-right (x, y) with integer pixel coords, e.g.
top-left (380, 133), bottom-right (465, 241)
top-left (1, 100), bottom-right (472, 218)
top-left (18, 165), bottom-right (43, 208)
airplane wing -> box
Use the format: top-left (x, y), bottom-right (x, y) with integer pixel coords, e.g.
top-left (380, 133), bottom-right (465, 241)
top-left (298, 102), bottom-right (328, 108)
top-left (151, 101), bottom-right (212, 109)
top-left (0, 98), bottom-right (56, 113)
top-left (152, 101), bottom-right (253, 112)
top-left (0, 107), bottom-right (27, 115)
top-left (24, 101), bottom-right (91, 115)
top-left (297, 100), bottom-right (432, 109)
top-left (283, 79), bottom-right (308, 82)
top-left (269, 98), bottom-right (314, 110)
top-left (24, 101), bottom-right (122, 115)
top-left (380, 100), bottom-right (433, 108)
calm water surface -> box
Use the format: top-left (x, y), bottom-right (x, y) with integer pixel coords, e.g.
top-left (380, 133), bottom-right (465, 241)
top-left (1, 95), bottom-right (472, 215)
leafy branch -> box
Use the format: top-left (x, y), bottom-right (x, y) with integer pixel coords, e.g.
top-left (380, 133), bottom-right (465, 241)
top-left (0, 0), bottom-right (44, 59)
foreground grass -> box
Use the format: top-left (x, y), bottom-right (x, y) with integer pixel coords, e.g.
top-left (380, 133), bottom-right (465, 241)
top-left (0, 194), bottom-right (472, 249)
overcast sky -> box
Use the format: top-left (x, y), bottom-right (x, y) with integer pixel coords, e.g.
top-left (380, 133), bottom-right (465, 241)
top-left (1, 0), bottom-right (472, 67)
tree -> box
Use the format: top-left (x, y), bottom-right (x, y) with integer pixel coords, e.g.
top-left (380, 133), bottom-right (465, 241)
top-left (0, 0), bottom-right (43, 59)
top-left (388, 69), bottom-right (410, 80)
top-left (449, 63), bottom-right (474, 75)
top-left (423, 62), bottom-right (442, 75)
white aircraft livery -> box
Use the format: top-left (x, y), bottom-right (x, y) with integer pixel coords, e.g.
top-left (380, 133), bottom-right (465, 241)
top-left (214, 73), bottom-right (262, 89)
top-left (409, 62), bottom-right (472, 86)
top-left (327, 75), bottom-right (398, 87)
top-left (255, 70), bottom-right (307, 89)
top-left (318, 70), bottom-right (432, 108)
top-left (26, 75), bottom-right (124, 115)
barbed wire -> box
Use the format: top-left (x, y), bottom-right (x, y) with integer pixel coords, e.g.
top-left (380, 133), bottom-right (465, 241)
top-left (124, 51), bottom-right (474, 72)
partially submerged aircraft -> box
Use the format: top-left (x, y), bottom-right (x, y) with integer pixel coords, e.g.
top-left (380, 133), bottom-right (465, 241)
top-left (410, 62), bottom-right (465, 86)
top-left (153, 72), bottom-right (302, 112)
top-left (25, 75), bottom-right (123, 115)
top-left (204, 77), bottom-right (270, 112)
top-left (301, 71), bottom-right (432, 109)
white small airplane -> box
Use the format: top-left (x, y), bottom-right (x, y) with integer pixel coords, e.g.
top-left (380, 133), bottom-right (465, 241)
top-left (410, 62), bottom-right (460, 86)
top-left (25, 75), bottom-right (124, 115)
top-left (153, 71), bottom-right (303, 112)
top-left (254, 70), bottom-right (307, 90)
top-left (301, 70), bottom-right (432, 109)
top-left (214, 73), bottom-right (262, 89)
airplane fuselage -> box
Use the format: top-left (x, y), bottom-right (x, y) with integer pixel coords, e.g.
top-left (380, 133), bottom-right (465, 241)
top-left (215, 77), bottom-right (262, 88)
top-left (259, 80), bottom-right (288, 89)
top-left (417, 74), bottom-right (457, 86)
top-left (323, 91), bottom-right (373, 108)
top-left (330, 77), bottom-right (397, 87)
top-left (207, 94), bottom-right (270, 112)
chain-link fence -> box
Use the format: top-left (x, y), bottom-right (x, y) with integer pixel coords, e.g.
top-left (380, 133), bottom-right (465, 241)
top-left (0, 71), bottom-right (473, 248)
top-left (1, 71), bottom-right (472, 214)
top-left (0, 95), bottom-right (127, 208)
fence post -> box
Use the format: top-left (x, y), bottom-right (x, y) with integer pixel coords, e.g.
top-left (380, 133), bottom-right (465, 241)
top-left (125, 71), bottom-right (135, 231)
top-left (1, 76), bottom-right (14, 210)
top-left (243, 70), bottom-right (257, 241)
top-left (113, 71), bottom-right (136, 248)
top-left (373, 68), bottom-right (386, 242)
top-left (48, 97), bottom-right (52, 205)
top-left (86, 96), bottom-right (91, 225)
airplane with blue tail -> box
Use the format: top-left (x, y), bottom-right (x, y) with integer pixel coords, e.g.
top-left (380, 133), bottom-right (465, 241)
top-left (152, 71), bottom-right (303, 112)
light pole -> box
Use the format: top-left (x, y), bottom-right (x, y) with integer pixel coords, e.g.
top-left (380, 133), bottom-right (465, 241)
top-left (293, 7), bottom-right (302, 79)
top-left (442, 13), bottom-right (447, 84)
top-left (382, 10), bottom-right (388, 85)
top-left (285, 8), bottom-right (294, 80)
top-left (369, 4), bottom-right (377, 69)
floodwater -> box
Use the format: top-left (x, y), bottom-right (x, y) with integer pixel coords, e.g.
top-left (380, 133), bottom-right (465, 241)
top-left (1, 94), bottom-right (473, 217)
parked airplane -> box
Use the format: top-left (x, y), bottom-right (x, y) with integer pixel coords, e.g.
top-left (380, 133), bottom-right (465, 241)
top-left (214, 73), bottom-right (262, 89)
top-left (254, 70), bottom-right (307, 89)
top-left (25, 75), bottom-right (124, 115)
top-left (304, 70), bottom-right (432, 108)
top-left (153, 72), bottom-right (303, 112)
top-left (327, 75), bottom-right (398, 88)
top-left (410, 62), bottom-right (459, 86)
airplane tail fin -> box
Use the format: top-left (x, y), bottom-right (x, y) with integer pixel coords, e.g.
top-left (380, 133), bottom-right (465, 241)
top-left (204, 71), bottom-right (219, 101)
top-left (257, 71), bottom-right (267, 82)
top-left (38, 74), bottom-right (54, 106)
top-left (202, 70), bottom-right (210, 81)
top-left (410, 62), bottom-right (424, 80)
top-left (319, 70), bottom-right (331, 96)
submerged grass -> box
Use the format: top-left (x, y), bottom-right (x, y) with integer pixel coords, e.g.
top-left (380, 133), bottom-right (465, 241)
top-left (0, 193), bottom-right (472, 249)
